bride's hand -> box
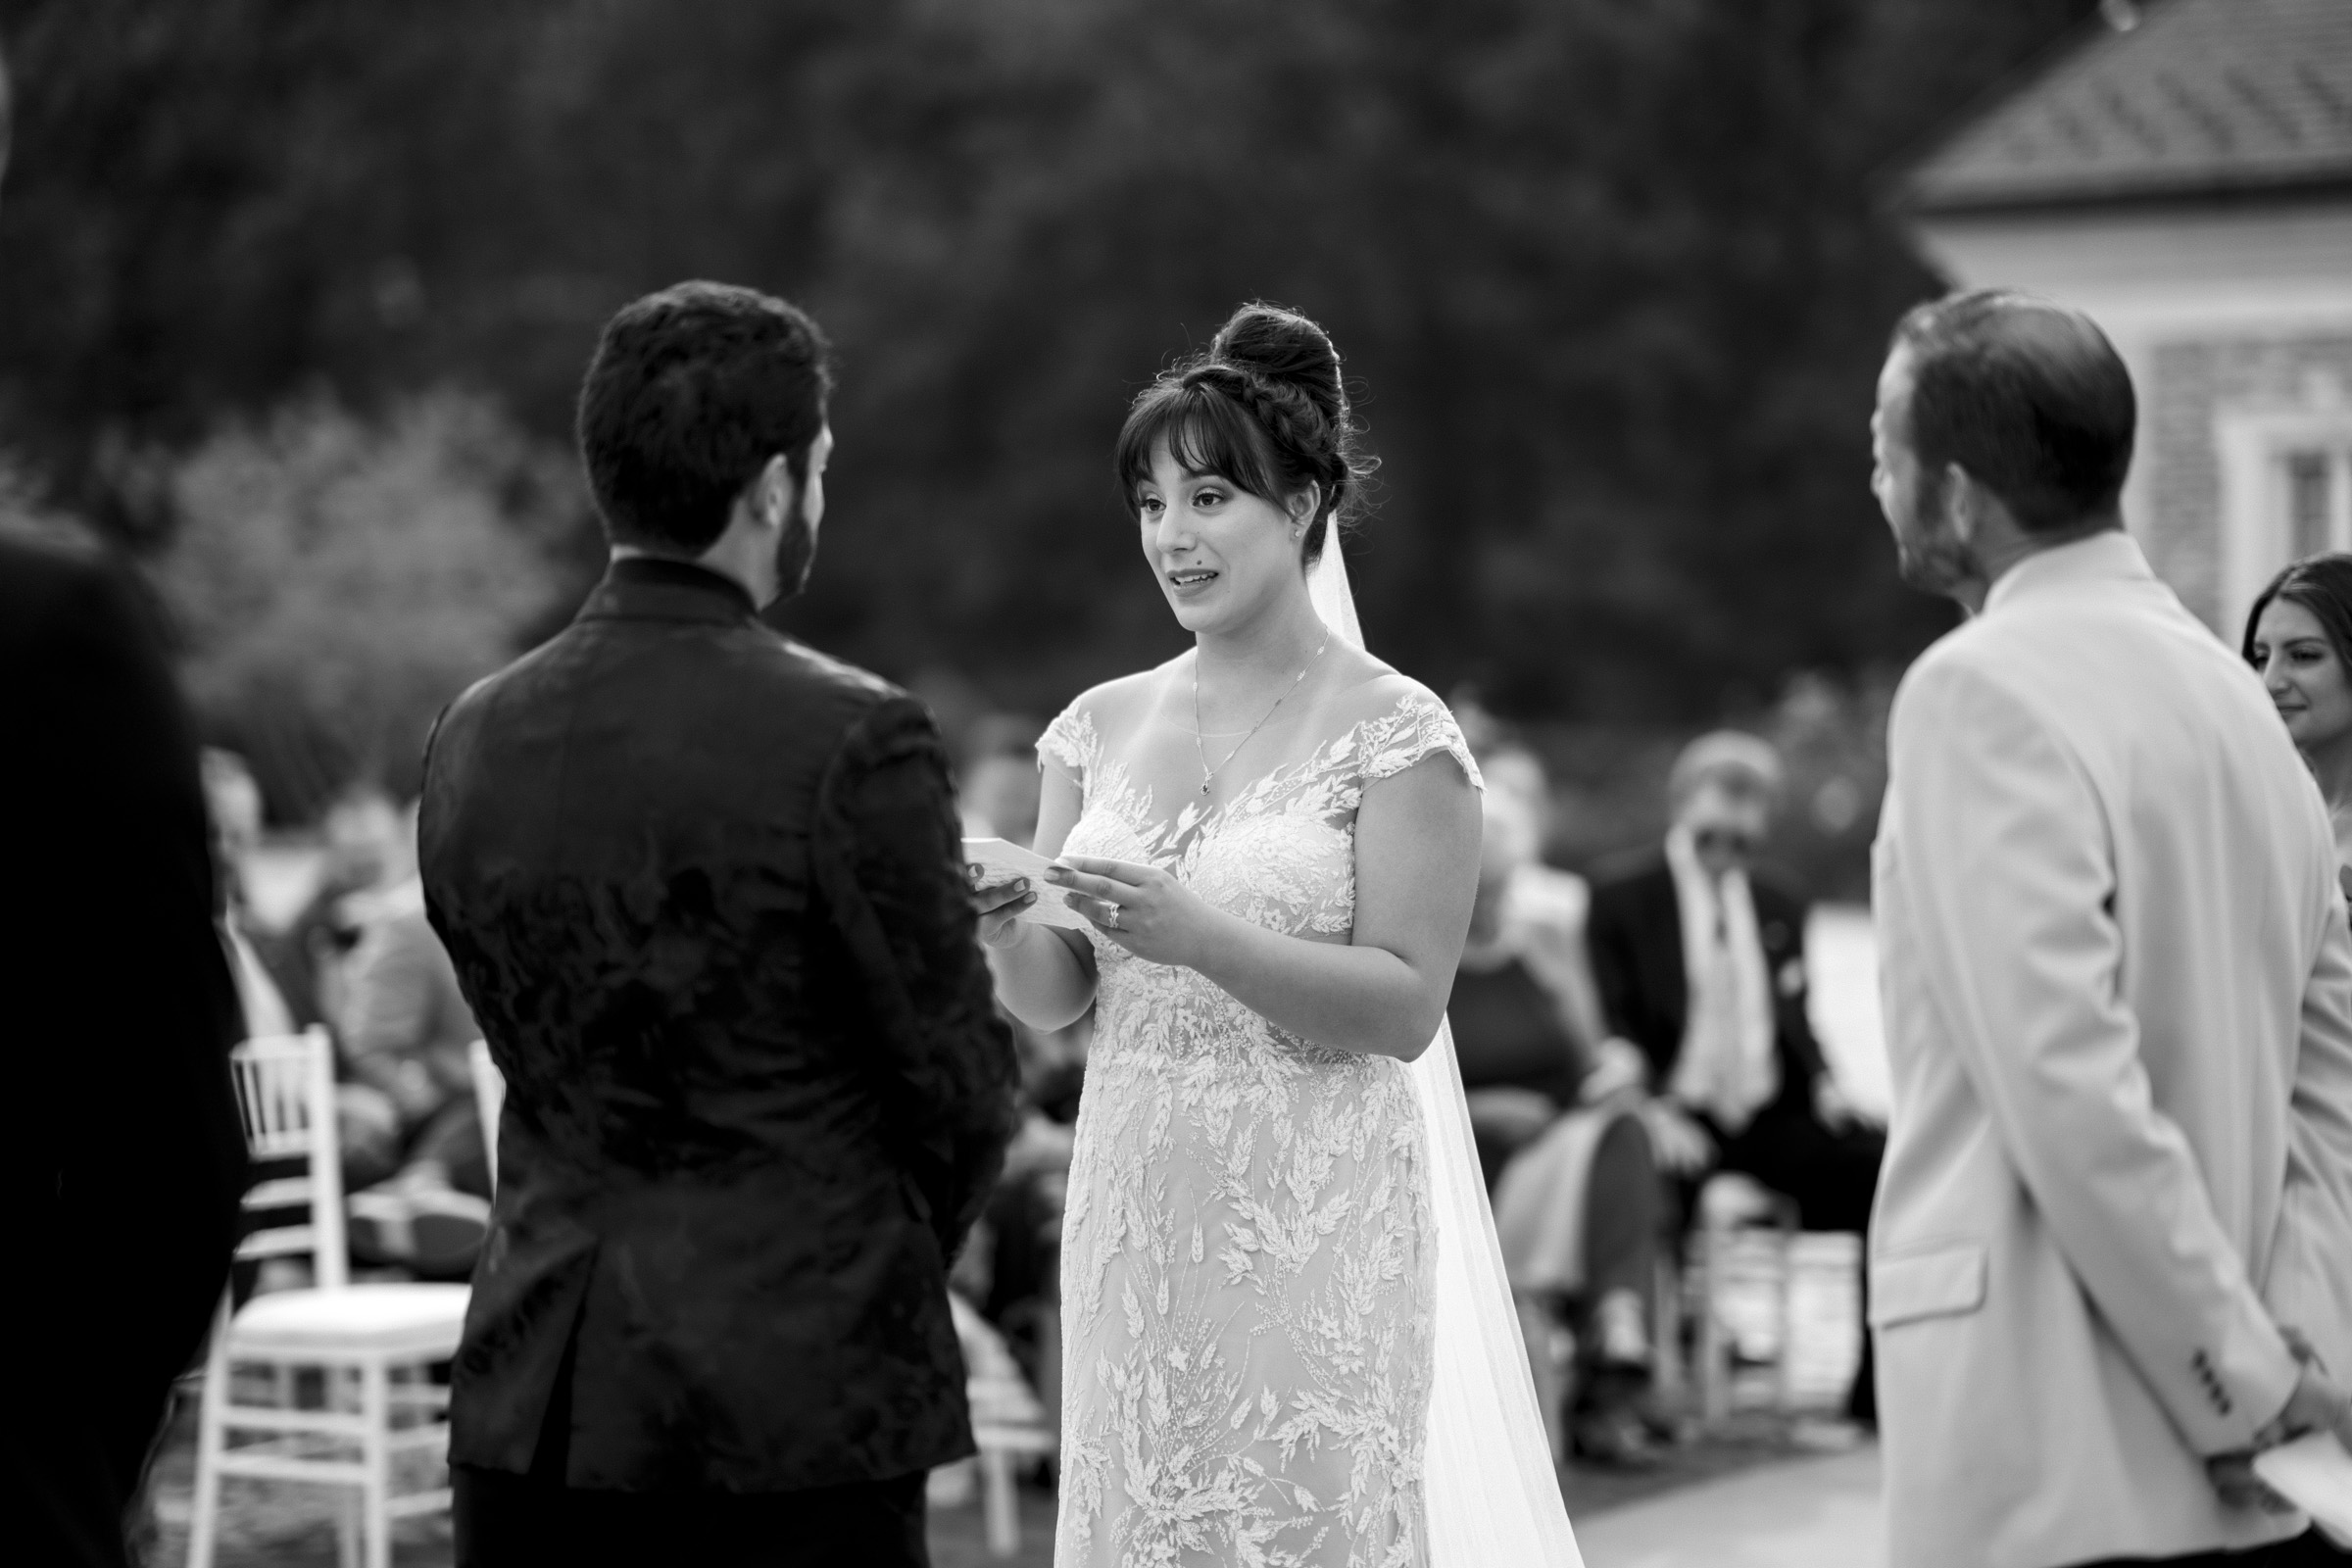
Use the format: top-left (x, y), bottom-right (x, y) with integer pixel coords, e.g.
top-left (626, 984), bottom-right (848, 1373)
top-left (1047, 855), bottom-right (1216, 967)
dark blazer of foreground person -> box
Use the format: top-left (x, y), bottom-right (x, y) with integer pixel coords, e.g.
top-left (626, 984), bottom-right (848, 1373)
top-left (0, 531), bottom-right (248, 1567)
top-left (419, 553), bottom-right (1019, 1494)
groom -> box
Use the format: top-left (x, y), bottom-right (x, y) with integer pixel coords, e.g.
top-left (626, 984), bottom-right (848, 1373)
top-left (1869, 288), bottom-right (2352, 1567)
top-left (421, 282), bottom-right (1019, 1567)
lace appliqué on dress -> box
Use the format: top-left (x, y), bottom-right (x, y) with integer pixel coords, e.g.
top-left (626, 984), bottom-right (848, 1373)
top-left (1049, 688), bottom-right (1478, 1568)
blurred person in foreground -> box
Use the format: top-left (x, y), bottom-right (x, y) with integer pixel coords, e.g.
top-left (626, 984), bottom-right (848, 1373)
top-left (0, 48), bottom-right (250, 1568)
top-left (421, 281), bottom-right (1018, 1568)
top-left (1454, 785), bottom-right (1666, 1466)
top-left (1585, 729), bottom-right (1884, 1427)
top-left (2246, 555), bottom-right (2352, 896)
top-left (1870, 287), bottom-right (2352, 1567)
top-left (3, 524), bottom-right (251, 1568)
top-left (333, 793), bottom-right (491, 1276)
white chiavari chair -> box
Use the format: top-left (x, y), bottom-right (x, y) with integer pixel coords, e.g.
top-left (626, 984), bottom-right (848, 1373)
top-left (186, 1027), bottom-right (471, 1568)
top-left (1687, 1171), bottom-right (1801, 1430)
top-left (950, 1292), bottom-right (1056, 1557)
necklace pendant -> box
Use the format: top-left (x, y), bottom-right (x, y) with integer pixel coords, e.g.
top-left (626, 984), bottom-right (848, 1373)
top-left (1200, 780), bottom-right (1212, 796)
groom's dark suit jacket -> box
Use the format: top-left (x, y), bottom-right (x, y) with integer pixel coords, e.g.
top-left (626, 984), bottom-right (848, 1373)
top-left (419, 557), bottom-right (1019, 1493)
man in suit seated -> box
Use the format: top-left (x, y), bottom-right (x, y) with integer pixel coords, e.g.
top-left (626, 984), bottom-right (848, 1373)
top-left (1585, 731), bottom-right (1883, 1426)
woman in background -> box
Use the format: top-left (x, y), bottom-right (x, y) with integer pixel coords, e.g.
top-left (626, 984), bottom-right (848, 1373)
top-left (2245, 554), bottom-right (2352, 894)
top-left (2238, 554), bottom-right (2352, 1565)
top-left (1452, 786), bottom-right (1663, 1466)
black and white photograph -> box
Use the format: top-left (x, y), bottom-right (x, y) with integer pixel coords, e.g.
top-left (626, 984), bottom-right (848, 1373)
top-left (7, 2), bottom-right (2352, 1565)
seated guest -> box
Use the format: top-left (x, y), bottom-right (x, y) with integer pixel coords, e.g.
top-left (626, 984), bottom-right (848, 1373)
top-left (962, 1084), bottom-right (1079, 1401)
top-left (268, 781), bottom-right (413, 1035)
top-left (335, 796), bottom-right (491, 1276)
top-left (1456, 788), bottom-right (1663, 1466)
top-left (955, 711), bottom-right (1082, 1386)
top-left (1455, 788), bottom-right (1606, 1174)
top-left (956, 712), bottom-right (1047, 849)
top-left (200, 748), bottom-right (296, 1039)
top-left (1585, 731), bottom-right (1883, 1426)
top-left (960, 981), bottom-right (1088, 1396)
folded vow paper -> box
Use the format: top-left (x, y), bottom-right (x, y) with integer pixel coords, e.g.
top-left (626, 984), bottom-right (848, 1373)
top-left (962, 837), bottom-right (1092, 930)
top-left (2254, 1432), bottom-right (2352, 1548)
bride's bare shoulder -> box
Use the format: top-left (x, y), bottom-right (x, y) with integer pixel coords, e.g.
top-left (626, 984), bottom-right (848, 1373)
top-left (1319, 661), bottom-right (1478, 786)
top-left (1324, 654), bottom-right (1444, 727)
top-left (1054, 659), bottom-right (1182, 746)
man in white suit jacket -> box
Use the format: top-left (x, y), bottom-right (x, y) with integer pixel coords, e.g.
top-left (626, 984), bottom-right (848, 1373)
top-left (1869, 289), bottom-right (2352, 1568)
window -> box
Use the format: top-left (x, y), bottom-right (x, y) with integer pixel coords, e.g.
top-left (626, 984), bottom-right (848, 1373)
top-left (2283, 447), bottom-right (2351, 560)
top-left (2216, 379), bottom-right (2352, 628)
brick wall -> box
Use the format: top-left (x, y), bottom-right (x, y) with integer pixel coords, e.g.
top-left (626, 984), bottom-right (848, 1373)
top-left (2142, 332), bottom-right (2352, 628)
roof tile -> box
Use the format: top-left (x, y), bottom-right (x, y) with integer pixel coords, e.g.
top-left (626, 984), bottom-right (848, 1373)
top-left (1903, 0), bottom-right (2352, 212)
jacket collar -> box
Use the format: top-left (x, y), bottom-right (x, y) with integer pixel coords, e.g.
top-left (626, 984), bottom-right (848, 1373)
top-left (1982, 527), bottom-right (2152, 617)
top-left (577, 554), bottom-right (760, 625)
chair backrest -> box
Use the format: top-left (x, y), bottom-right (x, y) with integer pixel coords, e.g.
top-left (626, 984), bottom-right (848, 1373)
top-left (468, 1037), bottom-right (505, 1189)
top-left (228, 1026), bottom-right (348, 1290)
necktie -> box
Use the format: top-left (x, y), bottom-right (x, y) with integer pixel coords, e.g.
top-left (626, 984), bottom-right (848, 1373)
top-left (1701, 906), bottom-right (1754, 1131)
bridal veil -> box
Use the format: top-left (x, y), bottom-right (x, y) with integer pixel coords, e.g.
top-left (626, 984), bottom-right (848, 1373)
top-left (1307, 543), bottom-right (1586, 1567)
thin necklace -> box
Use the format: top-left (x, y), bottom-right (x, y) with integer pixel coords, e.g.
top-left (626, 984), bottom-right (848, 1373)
top-left (1192, 627), bottom-right (1333, 798)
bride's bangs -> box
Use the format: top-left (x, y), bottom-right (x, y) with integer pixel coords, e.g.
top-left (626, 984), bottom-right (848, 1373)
top-left (1114, 383), bottom-right (1282, 514)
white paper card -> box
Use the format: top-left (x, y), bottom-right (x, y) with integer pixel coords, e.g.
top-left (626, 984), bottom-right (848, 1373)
top-left (2254, 1432), bottom-right (2352, 1547)
top-left (962, 837), bottom-right (1092, 931)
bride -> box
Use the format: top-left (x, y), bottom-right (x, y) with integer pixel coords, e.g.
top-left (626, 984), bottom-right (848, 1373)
top-left (974, 303), bottom-right (1582, 1567)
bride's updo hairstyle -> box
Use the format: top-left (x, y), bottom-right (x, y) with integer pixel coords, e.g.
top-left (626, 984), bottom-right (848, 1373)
top-left (1114, 302), bottom-right (1375, 566)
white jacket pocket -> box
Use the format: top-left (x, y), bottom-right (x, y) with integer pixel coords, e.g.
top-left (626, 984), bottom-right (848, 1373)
top-left (1871, 1239), bottom-right (1987, 1329)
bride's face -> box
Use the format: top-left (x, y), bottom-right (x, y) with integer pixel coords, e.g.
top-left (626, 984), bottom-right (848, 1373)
top-left (1136, 436), bottom-right (1305, 635)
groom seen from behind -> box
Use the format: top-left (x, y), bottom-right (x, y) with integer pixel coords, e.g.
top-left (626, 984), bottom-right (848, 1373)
top-left (1870, 288), bottom-right (2352, 1568)
top-left (421, 282), bottom-right (1020, 1568)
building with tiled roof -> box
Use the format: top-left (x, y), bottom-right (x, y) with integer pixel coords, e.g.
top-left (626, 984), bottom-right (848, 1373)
top-left (1895, 0), bottom-right (2352, 632)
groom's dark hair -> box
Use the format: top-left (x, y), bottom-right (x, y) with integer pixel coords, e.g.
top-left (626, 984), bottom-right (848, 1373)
top-left (1891, 289), bottom-right (2134, 535)
top-left (578, 281), bottom-right (833, 553)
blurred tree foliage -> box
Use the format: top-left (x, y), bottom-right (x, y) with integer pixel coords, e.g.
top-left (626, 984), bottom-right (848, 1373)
top-left (146, 392), bottom-right (575, 814)
top-left (0, 0), bottom-right (2102, 727)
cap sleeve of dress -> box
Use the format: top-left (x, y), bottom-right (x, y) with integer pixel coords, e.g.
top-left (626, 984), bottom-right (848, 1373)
top-left (1037, 702), bottom-right (1096, 790)
top-left (1360, 690), bottom-right (1484, 792)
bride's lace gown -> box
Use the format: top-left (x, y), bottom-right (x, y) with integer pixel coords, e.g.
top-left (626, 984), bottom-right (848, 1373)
top-left (1042, 687), bottom-right (1482, 1568)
